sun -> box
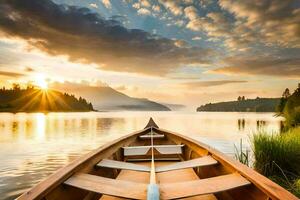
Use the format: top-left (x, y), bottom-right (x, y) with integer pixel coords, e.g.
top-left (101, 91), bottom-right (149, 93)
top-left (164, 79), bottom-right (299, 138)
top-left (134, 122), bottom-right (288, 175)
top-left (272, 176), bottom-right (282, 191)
top-left (34, 74), bottom-right (48, 90)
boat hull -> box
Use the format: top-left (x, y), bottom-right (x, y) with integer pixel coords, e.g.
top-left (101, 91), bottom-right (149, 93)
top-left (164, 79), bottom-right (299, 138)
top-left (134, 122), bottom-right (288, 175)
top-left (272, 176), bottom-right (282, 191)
top-left (17, 121), bottom-right (299, 200)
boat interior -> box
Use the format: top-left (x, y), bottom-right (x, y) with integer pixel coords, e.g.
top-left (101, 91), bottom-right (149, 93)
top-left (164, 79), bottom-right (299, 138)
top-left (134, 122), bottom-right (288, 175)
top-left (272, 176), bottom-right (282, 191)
top-left (18, 118), bottom-right (298, 200)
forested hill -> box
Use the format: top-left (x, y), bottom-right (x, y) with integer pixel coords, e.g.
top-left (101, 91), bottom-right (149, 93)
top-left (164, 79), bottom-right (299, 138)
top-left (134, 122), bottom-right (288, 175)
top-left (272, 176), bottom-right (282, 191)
top-left (0, 85), bottom-right (94, 112)
top-left (197, 97), bottom-right (280, 112)
top-left (277, 84), bottom-right (300, 127)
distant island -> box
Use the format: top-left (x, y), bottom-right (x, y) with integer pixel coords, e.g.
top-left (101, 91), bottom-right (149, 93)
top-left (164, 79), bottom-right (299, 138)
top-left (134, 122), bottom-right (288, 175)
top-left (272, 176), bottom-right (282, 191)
top-left (197, 97), bottom-right (280, 112)
top-left (0, 84), bottom-right (94, 112)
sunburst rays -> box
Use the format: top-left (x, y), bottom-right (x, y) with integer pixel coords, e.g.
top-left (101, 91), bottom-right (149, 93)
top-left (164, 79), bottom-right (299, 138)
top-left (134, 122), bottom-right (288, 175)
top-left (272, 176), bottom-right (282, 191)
top-left (15, 89), bottom-right (70, 112)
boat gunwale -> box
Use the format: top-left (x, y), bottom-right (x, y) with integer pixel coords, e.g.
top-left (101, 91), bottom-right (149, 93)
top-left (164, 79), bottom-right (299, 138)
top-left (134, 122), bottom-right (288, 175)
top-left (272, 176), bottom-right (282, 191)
top-left (16, 127), bottom-right (150, 200)
top-left (157, 127), bottom-right (299, 200)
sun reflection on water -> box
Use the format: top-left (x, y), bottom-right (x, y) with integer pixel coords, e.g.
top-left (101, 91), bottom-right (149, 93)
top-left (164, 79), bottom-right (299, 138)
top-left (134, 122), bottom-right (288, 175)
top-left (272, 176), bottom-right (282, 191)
top-left (35, 113), bottom-right (46, 140)
top-left (0, 111), bottom-right (284, 200)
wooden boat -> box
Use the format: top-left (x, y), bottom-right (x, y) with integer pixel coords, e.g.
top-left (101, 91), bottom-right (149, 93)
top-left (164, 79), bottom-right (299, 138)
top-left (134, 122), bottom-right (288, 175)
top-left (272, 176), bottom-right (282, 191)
top-left (18, 118), bottom-right (298, 200)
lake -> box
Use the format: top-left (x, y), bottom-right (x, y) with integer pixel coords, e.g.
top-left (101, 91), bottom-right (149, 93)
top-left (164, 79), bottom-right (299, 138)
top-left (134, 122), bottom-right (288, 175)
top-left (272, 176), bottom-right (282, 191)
top-left (0, 111), bottom-right (283, 200)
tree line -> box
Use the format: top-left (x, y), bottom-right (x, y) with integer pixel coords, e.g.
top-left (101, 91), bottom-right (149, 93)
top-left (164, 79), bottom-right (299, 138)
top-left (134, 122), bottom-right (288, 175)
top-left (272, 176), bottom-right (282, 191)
top-left (197, 97), bottom-right (280, 112)
top-left (197, 83), bottom-right (300, 114)
top-left (277, 83), bottom-right (300, 128)
top-left (0, 84), bottom-right (94, 112)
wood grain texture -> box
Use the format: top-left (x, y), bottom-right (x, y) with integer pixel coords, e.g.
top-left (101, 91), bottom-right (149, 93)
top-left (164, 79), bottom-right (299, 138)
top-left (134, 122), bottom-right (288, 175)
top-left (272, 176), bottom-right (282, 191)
top-left (156, 156), bottom-right (218, 172)
top-left (157, 127), bottom-right (299, 200)
top-left (139, 134), bottom-right (165, 139)
top-left (160, 173), bottom-right (250, 199)
top-left (97, 159), bottom-right (151, 172)
top-left (100, 166), bottom-right (150, 200)
top-left (64, 173), bottom-right (147, 199)
top-left (157, 164), bottom-right (217, 200)
top-left (101, 162), bottom-right (217, 200)
top-left (123, 145), bottom-right (184, 156)
top-left (16, 128), bottom-right (150, 200)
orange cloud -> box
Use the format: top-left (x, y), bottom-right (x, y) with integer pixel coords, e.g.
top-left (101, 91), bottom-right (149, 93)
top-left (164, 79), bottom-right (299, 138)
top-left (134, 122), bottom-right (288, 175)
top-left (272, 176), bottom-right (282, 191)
top-left (181, 80), bottom-right (247, 88)
top-left (0, 70), bottom-right (25, 78)
top-left (212, 56), bottom-right (300, 78)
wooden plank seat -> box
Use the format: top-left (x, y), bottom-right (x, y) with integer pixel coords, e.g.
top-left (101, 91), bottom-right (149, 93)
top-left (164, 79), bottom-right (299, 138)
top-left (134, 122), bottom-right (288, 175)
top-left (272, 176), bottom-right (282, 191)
top-left (156, 156), bottom-right (218, 172)
top-left (126, 157), bottom-right (181, 162)
top-left (64, 173), bottom-right (147, 199)
top-left (160, 173), bottom-right (251, 199)
top-left (123, 145), bottom-right (184, 156)
top-left (100, 166), bottom-right (151, 200)
top-left (97, 159), bottom-right (151, 172)
top-left (139, 134), bottom-right (165, 139)
top-left (100, 162), bottom-right (217, 200)
top-left (97, 156), bottom-right (218, 173)
top-left (72, 167), bottom-right (250, 199)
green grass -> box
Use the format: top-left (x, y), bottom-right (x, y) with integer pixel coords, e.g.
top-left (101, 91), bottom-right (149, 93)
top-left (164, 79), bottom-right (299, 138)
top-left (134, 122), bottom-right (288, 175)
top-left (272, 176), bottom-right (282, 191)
top-left (285, 109), bottom-right (300, 129)
top-left (234, 139), bottom-right (249, 167)
top-left (252, 128), bottom-right (300, 197)
top-left (295, 179), bottom-right (300, 196)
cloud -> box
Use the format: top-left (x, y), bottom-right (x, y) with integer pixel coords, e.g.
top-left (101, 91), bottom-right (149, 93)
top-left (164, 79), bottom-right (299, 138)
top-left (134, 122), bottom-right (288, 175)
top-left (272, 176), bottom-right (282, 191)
top-left (174, 40), bottom-right (188, 47)
top-left (218, 0), bottom-right (300, 48)
top-left (199, 0), bottom-right (213, 8)
top-left (24, 66), bottom-right (34, 72)
top-left (152, 5), bottom-right (161, 12)
top-left (132, 3), bottom-right (140, 9)
top-left (133, 1), bottom-right (154, 14)
top-left (89, 3), bottom-right (98, 9)
top-left (192, 36), bottom-right (201, 40)
top-left (184, 6), bottom-right (198, 20)
top-left (114, 85), bottom-right (138, 92)
top-left (114, 85), bottom-right (127, 91)
top-left (182, 1), bottom-right (299, 50)
top-left (0, 0), bottom-right (213, 76)
top-left (182, 80), bottom-right (247, 88)
top-left (183, 7), bottom-right (252, 50)
top-left (101, 0), bottom-right (111, 9)
top-left (174, 20), bottom-right (184, 27)
top-left (186, 10), bottom-right (232, 38)
top-left (158, 0), bottom-right (183, 16)
top-left (0, 70), bottom-right (25, 78)
top-left (212, 56), bottom-right (300, 78)
top-left (140, 0), bottom-right (151, 8)
top-left (137, 8), bottom-right (151, 15)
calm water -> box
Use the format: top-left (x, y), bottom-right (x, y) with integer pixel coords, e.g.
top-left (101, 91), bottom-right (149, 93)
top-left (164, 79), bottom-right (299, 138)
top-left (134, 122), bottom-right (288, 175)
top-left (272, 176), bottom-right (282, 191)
top-left (0, 111), bottom-right (283, 200)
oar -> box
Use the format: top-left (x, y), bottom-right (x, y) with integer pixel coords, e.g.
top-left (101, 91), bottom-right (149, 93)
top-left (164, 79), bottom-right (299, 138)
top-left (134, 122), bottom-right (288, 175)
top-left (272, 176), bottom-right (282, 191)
top-left (147, 127), bottom-right (160, 200)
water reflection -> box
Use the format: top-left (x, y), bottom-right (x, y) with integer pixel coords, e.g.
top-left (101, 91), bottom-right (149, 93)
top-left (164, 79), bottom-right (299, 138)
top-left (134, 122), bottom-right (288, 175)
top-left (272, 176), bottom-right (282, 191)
top-left (256, 120), bottom-right (267, 131)
top-left (280, 121), bottom-right (286, 133)
top-left (238, 119), bottom-right (273, 132)
top-left (238, 119), bottom-right (245, 131)
top-left (0, 111), bottom-right (283, 200)
top-left (36, 114), bottom-right (46, 140)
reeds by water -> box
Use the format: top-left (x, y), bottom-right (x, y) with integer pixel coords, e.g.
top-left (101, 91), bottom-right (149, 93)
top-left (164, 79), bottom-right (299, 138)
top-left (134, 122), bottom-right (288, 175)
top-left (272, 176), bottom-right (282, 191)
top-left (234, 139), bottom-right (249, 167)
top-left (252, 128), bottom-right (300, 197)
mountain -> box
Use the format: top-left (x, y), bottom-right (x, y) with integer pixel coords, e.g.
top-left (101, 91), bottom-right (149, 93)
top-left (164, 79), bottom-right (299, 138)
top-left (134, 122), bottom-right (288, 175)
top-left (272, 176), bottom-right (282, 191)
top-left (51, 82), bottom-right (171, 111)
top-left (197, 97), bottom-right (280, 112)
top-left (0, 85), bottom-right (94, 112)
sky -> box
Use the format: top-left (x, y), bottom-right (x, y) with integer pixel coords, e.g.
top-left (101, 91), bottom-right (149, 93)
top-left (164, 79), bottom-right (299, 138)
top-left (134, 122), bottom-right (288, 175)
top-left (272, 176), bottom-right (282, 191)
top-left (0, 0), bottom-right (299, 108)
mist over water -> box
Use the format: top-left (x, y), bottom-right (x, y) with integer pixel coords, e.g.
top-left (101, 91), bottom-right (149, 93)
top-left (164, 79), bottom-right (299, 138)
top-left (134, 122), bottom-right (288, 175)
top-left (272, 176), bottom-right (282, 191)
top-left (0, 111), bottom-right (283, 200)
